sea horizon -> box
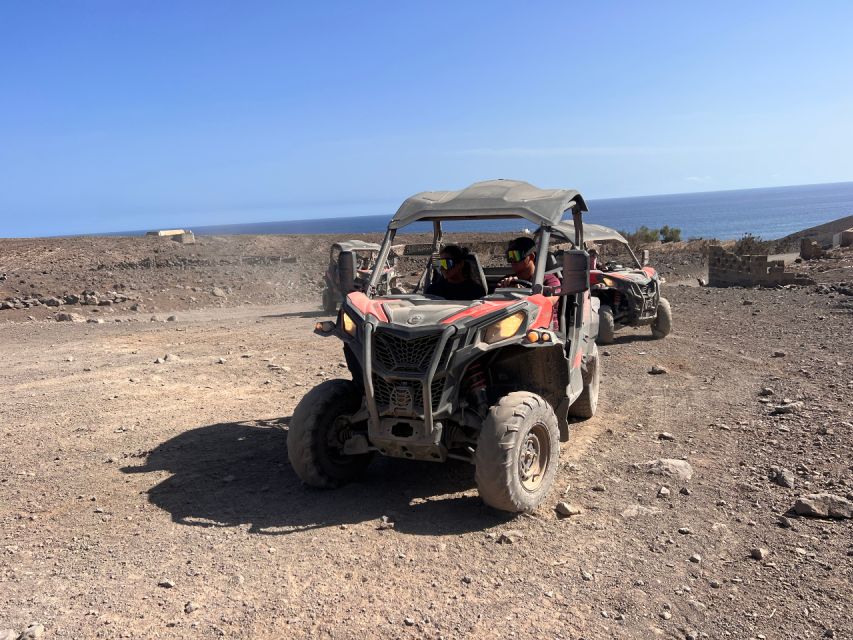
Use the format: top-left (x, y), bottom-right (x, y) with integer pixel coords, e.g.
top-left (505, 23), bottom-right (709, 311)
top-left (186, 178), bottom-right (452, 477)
top-left (26, 179), bottom-right (853, 242)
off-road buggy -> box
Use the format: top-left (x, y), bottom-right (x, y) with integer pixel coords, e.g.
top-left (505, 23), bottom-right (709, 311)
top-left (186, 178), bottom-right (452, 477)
top-left (570, 223), bottom-right (672, 344)
top-left (290, 180), bottom-right (601, 513)
top-left (320, 240), bottom-right (403, 312)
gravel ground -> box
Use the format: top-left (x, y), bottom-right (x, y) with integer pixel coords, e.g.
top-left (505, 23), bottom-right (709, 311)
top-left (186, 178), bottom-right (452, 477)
top-left (1, 236), bottom-right (851, 639)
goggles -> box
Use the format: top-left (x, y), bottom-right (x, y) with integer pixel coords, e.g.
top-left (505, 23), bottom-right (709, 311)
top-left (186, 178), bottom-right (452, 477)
top-left (506, 248), bottom-right (532, 263)
top-left (437, 258), bottom-right (455, 270)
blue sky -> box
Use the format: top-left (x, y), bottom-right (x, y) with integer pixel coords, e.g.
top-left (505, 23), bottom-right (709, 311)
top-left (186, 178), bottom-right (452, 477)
top-left (1, 1), bottom-right (852, 237)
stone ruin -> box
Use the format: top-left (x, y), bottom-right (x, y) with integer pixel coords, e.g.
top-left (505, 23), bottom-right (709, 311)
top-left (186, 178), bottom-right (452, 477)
top-left (708, 245), bottom-right (814, 287)
top-left (800, 237), bottom-right (824, 260)
top-left (145, 229), bottom-right (195, 244)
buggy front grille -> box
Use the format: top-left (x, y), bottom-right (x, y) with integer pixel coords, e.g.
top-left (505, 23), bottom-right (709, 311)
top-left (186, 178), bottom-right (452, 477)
top-left (373, 331), bottom-right (441, 373)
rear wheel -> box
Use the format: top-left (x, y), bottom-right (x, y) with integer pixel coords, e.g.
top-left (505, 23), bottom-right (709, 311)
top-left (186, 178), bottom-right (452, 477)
top-left (288, 379), bottom-right (373, 488)
top-left (568, 343), bottom-right (601, 419)
top-left (651, 297), bottom-right (672, 339)
top-left (322, 288), bottom-right (337, 313)
top-left (474, 392), bottom-right (560, 513)
top-left (597, 304), bottom-right (615, 344)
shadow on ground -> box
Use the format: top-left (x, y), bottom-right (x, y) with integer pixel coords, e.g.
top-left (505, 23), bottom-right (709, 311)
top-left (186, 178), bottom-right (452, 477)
top-left (261, 310), bottom-right (329, 319)
top-left (122, 419), bottom-right (510, 536)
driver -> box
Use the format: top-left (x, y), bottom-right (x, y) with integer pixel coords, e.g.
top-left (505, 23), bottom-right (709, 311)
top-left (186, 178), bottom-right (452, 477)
top-left (498, 237), bottom-right (560, 290)
top-left (498, 237), bottom-right (560, 327)
top-left (426, 245), bottom-right (486, 300)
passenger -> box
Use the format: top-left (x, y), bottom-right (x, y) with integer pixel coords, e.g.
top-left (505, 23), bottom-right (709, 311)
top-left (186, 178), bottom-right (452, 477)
top-left (498, 237), bottom-right (560, 327)
top-left (426, 245), bottom-right (486, 300)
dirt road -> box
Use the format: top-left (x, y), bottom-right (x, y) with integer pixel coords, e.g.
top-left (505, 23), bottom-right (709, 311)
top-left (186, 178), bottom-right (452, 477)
top-left (2, 244), bottom-right (852, 639)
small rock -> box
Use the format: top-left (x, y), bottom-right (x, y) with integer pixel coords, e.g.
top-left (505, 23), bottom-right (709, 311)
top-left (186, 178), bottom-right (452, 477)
top-left (689, 554), bottom-right (702, 564)
top-left (17, 624), bottom-right (45, 640)
top-left (403, 617), bottom-right (415, 627)
top-left (592, 484), bottom-right (606, 492)
top-left (793, 493), bottom-right (853, 519)
top-left (159, 579), bottom-right (176, 588)
top-left (461, 575), bottom-right (472, 584)
top-left (621, 505), bottom-right (662, 518)
top-left (581, 570), bottom-right (593, 581)
top-left (768, 466), bottom-right (795, 488)
top-left (497, 530), bottom-right (523, 544)
top-left (679, 487), bottom-right (691, 496)
top-left (658, 432), bottom-right (675, 441)
top-left (212, 287), bottom-right (227, 298)
top-left (758, 387), bottom-right (774, 396)
top-left (742, 299), bottom-right (754, 306)
top-left (772, 350), bottom-right (786, 358)
top-left (377, 515), bottom-right (395, 530)
top-left (678, 527), bottom-right (691, 535)
top-left (184, 601), bottom-right (199, 614)
top-left (164, 353), bottom-right (179, 362)
top-left (777, 516), bottom-right (794, 529)
top-left (154, 357), bottom-right (164, 364)
top-left (648, 364), bottom-right (668, 375)
top-left (750, 547), bottom-right (769, 560)
top-left (658, 486), bottom-right (671, 498)
top-left (56, 311), bottom-right (85, 322)
top-left (771, 401), bottom-right (803, 415)
top-left (638, 458), bottom-right (694, 483)
top-left (660, 611), bottom-right (672, 620)
top-left (555, 502), bottom-right (582, 517)
top-left (217, 357), bottom-right (227, 364)
top-left (86, 318), bottom-right (104, 324)
top-left (709, 580), bottom-right (722, 588)
top-left (166, 315), bottom-right (177, 322)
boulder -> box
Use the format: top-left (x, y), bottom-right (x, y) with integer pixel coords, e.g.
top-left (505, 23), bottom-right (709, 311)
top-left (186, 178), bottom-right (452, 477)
top-left (793, 493), bottom-right (853, 519)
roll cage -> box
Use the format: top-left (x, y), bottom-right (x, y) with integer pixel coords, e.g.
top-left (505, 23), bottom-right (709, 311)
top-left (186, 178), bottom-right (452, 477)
top-left (366, 180), bottom-right (588, 297)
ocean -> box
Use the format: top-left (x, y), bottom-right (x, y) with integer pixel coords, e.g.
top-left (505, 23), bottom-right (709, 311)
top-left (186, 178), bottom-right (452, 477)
top-left (160, 181), bottom-right (853, 241)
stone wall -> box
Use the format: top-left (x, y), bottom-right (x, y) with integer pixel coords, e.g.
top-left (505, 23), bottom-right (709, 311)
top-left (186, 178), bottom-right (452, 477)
top-left (708, 245), bottom-right (814, 287)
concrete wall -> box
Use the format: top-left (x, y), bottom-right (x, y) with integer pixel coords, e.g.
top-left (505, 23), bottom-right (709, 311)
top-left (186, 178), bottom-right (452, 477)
top-left (708, 245), bottom-right (813, 287)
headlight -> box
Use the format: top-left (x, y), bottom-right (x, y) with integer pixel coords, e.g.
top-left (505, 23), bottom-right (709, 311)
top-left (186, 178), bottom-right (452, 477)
top-left (601, 276), bottom-right (615, 287)
top-left (341, 312), bottom-right (357, 336)
top-left (482, 312), bottom-right (525, 344)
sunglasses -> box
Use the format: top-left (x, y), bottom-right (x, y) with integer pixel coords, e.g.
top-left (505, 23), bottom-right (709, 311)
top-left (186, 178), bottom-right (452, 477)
top-left (437, 258), bottom-right (455, 270)
top-left (506, 249), bottom-right (530, 263)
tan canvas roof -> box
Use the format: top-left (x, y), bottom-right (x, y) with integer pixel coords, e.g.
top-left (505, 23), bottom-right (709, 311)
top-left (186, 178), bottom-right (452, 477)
top-left (390, 179), bottom-right (587, 230)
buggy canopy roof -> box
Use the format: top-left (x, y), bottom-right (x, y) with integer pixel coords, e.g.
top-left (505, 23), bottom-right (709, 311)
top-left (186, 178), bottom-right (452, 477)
top-left (552, 221), bottom-right (629, 246)
top-left (332, 240), bottom-right (381, 252)
top-left (390, 179), bottom-right (587, 230)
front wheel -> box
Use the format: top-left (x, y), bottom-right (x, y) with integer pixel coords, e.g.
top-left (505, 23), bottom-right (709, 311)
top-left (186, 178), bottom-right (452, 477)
top-left (288, 379), bottom-right (373, 488)
top-left (651, 297), bottom-right (672, 339)
top-left (597, 304), bottom-right (615, 344)
top-left (568, 343), bottom-right (601, 419)
top-left (474, 392), bottom-right (560, 513)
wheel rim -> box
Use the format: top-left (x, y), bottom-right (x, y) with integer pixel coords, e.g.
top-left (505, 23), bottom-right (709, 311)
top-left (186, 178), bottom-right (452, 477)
top-left (325, 416), bottom-right (353, 465)
top-left (518, 423), bottom-right (551, 492)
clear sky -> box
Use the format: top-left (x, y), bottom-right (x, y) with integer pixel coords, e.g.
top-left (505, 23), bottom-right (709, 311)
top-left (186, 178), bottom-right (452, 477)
top-left (2, 1), bottom-right (852, 237)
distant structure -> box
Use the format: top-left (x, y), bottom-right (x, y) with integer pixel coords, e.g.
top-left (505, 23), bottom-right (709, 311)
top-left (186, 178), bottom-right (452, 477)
top-left (146, 229), bottom-right (195, 244)
top-left (708, 245), bottom-right (814, 287)
top-left (799, 237), bottom-right (825, 260)
top-left (841, 227), bottom-right (853, 247)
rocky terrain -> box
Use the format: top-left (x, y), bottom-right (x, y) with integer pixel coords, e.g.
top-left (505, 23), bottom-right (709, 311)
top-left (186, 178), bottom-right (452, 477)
top-left (1, 233), bottom-right (851, 639)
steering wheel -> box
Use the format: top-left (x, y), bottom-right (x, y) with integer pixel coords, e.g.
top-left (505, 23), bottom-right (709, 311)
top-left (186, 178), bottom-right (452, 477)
top-left (502, 278), bottom-right (533, 288)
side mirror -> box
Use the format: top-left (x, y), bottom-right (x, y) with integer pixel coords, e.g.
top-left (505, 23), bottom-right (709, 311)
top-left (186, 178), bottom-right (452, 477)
top-left (314, 320), bottom-right (336, 336)
top-left (561, 250), bottom-right (590, 295)
top-left (642, 249), bottom-right (650, 266)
